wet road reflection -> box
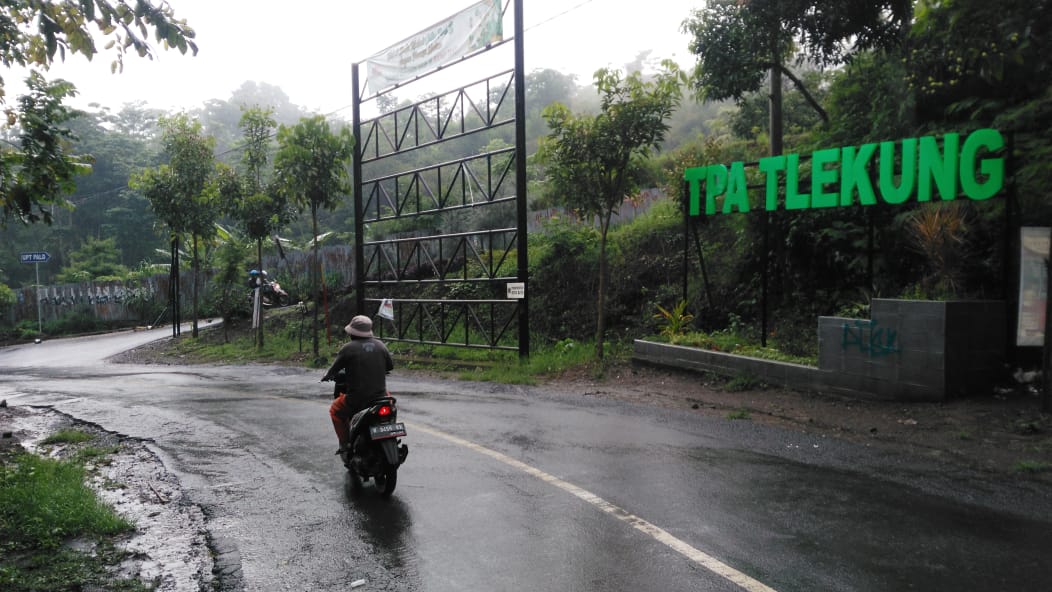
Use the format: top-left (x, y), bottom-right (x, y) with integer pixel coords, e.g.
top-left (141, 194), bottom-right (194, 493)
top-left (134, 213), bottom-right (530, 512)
top-left (2, 335), bottom-right (1051, 591)
top-left (347, 481), bottom-right (417, 576)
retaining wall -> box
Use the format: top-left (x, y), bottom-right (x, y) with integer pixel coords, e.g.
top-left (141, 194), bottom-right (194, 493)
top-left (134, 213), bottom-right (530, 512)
top-left (635, 299), bottom-right (1007, 402)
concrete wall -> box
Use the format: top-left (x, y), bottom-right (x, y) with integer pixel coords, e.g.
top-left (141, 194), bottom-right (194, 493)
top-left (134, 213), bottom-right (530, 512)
top-left (10, 276), bottom-right (174, 326)
top-left (635, 299), bottom-right (1007, 402)
top-left (6, 245), bottom-right (357, 328)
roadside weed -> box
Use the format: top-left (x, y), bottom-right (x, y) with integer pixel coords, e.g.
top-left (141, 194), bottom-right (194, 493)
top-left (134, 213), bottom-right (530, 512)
top-left (1013, 460), bottom-right (1050, 474)
top-left (725, 374), bottom-right (765, 392)
top-left (41, 429), bottom-right (93, 445)
top-left (727, 409), bottom-right (751, 420)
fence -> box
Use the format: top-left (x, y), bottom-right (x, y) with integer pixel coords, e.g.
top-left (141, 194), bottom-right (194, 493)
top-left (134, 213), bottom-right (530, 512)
top-left (5, 245), bottom-right (358, 328)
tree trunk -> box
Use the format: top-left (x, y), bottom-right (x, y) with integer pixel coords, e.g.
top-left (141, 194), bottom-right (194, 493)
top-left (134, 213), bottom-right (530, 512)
top-left (256, 237), bottom-right (264, 349)
top-left (191, 234), bottom-right (199, 338)
top-left (764, 55), bottom-right (784, 349)
top-left (311, 204), bottom-right (320, 360)
top-left (595, 218), bottom-right (611, 360)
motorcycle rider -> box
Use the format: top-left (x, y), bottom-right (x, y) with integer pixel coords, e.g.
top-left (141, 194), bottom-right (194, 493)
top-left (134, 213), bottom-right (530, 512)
top-left (321, 315), bottom-right (394, 454)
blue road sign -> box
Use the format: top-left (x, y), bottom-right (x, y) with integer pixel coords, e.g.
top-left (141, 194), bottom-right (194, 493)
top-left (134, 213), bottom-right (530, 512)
top-left (20, 252), bottom-right (51, 264)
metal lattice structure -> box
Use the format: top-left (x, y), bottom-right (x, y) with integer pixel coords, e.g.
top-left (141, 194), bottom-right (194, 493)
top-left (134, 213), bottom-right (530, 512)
top-left (352, 0), bottom-right (529, 356)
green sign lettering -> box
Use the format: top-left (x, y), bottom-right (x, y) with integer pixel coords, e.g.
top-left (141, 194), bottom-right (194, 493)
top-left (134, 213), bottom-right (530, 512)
top-left (682, 129), bottom-right (1006, 216)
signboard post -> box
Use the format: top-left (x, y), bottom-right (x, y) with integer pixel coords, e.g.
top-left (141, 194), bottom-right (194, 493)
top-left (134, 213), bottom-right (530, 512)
top-left (20, 252), bottom-right (50, 334)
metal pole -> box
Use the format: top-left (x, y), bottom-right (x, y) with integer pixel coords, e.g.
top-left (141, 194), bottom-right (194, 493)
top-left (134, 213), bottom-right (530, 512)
top-left (514, 0), bottom-right (530, 359)
top-left (35, 262), bottom-right (41, 334)
top-left (352, 62), bottom-right (365, 316)
top-left (682, 181), bottom-right (689, 302)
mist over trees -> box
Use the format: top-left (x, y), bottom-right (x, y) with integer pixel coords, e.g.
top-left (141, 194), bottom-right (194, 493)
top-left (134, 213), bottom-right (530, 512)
top-left (2, 0), bottom-right (1050, 356)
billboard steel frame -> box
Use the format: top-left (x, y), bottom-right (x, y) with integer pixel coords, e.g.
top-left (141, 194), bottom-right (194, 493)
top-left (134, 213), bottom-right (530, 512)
top-left (352, 0), bottom-right (529, 357)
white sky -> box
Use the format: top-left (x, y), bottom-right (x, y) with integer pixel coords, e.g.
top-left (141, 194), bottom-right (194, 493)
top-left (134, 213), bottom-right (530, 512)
top-left (5, 0), bottom-right (700, 114)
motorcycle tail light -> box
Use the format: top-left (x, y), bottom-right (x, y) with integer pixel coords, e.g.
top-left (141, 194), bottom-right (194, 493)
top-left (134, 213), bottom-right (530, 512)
top-left (378, 405), bottom-right (392, 417)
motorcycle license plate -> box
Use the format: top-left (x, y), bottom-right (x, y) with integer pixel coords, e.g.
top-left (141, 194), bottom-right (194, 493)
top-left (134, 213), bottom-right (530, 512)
top-left (369, 422), bottom-right (406, 440)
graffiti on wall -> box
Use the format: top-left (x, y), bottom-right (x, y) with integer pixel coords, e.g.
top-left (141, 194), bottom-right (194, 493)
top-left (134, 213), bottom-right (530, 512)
top-left (37, 285), bottom-right (129, 306)
top-left (841, 319), bottom-right (901, 357)
top-left (11, 276), bottom-right (173, 325)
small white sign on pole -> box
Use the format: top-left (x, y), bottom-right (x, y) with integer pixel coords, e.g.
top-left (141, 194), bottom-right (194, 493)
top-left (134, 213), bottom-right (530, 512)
top-left (506, 282), bottom-right (525, 299)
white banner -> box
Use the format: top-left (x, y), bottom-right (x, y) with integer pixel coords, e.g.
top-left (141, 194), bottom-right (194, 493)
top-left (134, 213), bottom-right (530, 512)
top-left (1017, 227), bottom-right (1050, 346)
top-left (365, 0), bottom-right (503, 94)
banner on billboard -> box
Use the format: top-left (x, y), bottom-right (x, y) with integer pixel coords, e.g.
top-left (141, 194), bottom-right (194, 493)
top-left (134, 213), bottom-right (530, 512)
top-left (365, 0), bottom-right (503, 94)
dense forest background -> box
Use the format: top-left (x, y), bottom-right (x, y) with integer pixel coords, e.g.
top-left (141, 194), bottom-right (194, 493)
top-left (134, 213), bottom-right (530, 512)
top-left (1, 0), bottom-right (1050, 358)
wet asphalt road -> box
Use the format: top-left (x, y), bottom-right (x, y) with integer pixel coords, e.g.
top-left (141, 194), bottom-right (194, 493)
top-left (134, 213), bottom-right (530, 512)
top-left (2, 330), bottom-right (1052, 591)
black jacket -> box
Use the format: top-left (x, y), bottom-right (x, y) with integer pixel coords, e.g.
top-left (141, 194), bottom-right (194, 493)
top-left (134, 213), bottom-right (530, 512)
top-left (323, 336), bottom-right (394, 401)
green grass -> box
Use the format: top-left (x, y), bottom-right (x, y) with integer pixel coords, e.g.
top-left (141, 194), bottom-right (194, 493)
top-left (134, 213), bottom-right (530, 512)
top-left (166, 315), bottom-right (626, 387)
top-left (397, 338), bottom-right (611, 385)
top-left (0, 441), bottom-right (148, 591)
top-left (0, 453), bottom-right (132, 551)
top-left (1013, 460), bottom-right (1051, 474)
top-left (75, 446), bottom-right (121, 463)
top-left (661, 330), bottom-right (818, 366)
top-left (41, 429), bottom-right (93, 445)
top-left (724, 374), bottom-right (766, 392)
top-left (726, 409), bottom-right (752, 420)
top-left (0, 544), bottom-right (151, 592)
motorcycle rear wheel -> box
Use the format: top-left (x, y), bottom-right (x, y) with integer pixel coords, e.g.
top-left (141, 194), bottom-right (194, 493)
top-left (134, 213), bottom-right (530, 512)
top-left (373, 463), bottom-right (398, 497)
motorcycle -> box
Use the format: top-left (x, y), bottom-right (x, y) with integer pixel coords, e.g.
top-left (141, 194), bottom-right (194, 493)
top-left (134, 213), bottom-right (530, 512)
top-left (247, 270), bottom-right (290, 307)
top-left (259, 280), bottom-right (290, 307)
top-left (329, 371), bottom-right (409, 497)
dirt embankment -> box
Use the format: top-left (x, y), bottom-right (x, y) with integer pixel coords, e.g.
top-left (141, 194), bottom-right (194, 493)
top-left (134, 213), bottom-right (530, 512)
top-left (548, 362), bottom-right (1052, 481)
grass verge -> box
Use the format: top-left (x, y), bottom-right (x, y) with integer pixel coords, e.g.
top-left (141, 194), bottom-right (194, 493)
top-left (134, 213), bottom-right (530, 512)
top-left (0, 432), bottom-right (148, 591)
top-left (165, 313), bottom-right (628, 385)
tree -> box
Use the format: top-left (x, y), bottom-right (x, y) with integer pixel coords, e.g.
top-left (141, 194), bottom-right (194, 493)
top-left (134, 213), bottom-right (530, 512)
top-left (683, 0), bottom-right (911, 153)
top-left (273, 116), bottom-right (354, 360)
top-left (56, 236), bottom-right (128, 282)
top-left (130, 114), bottom-right (218, 337)
top-left (222, 106), bottom-right (291, 348)
top-left (0, 0), bottom-right (196, 225)
top-left (66, 103), bottom-right (166, 266)
top-left (0, 281), bottom-right (14, 320)
top-left (1, 73), bottom-right (90, 225)
top-left (537, 62), bottom-right (683, 359)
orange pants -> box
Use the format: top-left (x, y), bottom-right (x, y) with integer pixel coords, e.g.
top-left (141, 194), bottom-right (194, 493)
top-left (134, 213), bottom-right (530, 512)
top-left (329, 393), bottom-right (358, 446)
top-left (329, 392), bottom-right (389, 446)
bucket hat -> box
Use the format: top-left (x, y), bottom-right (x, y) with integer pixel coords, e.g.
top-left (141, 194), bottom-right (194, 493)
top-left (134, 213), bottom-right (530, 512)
top-left (344, 315), bottom-right (374, 338)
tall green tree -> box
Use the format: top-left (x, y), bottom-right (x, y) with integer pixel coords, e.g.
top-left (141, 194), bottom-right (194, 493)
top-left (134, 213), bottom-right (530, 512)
top-left (55, 236), bottom-right (127, 282)
top-left (538, 62), bottom-right (683, 359)
top-left (0, 0), bottom-right (196, 226)
top-left (222, 106), bottom-right (290, 348)
top-left (273, 115), bottom-right (354, 359)
top-left (683, 0), bottom-right (911, 154)
top-left (0, 73), bottom-right (89, 225)
top-left (130, 114), bottom-right (218, 337)
top-left (66, 103), bottom-right (166, 267)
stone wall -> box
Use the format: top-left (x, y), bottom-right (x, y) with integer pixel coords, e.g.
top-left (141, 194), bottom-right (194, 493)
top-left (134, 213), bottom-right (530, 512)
top-left (635, 299), bottom-right (1008, 402)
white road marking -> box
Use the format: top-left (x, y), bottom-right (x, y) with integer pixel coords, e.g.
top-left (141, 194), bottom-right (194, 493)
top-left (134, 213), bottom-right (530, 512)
top-left (409, 421), bottom-right (779, 592)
